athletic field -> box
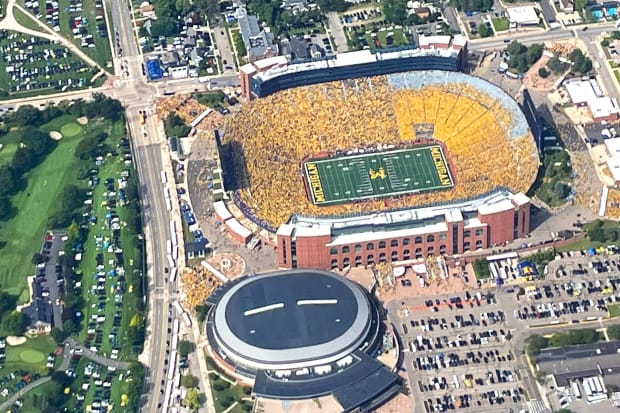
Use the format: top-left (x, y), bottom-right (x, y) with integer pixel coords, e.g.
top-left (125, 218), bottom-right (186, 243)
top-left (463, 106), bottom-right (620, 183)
top-left (303, 146), bottom-right (454, 206)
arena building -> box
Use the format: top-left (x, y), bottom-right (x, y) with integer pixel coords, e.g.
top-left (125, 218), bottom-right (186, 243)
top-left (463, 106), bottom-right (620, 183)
top-left (205, 270), bottom-right (401, 412)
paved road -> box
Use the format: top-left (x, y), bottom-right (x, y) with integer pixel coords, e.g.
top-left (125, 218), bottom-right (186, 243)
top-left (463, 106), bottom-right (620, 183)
top-left (211, 24), bottom-right (237, 72)
top-left (0, 377), bottom-right (51, 412)
top-left (469, 22), bottom-right (620, 103)
top-left (326, 12), bottom-right (348, 53)
top-left (64, 338), bottom-right (131, 370)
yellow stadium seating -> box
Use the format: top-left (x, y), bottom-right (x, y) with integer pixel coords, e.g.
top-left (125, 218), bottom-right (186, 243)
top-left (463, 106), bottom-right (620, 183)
top-left (221, 76), bottom-right (538, 227)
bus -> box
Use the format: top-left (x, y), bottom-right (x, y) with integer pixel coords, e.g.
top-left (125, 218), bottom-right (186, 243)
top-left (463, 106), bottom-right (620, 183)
top-left (170, 267), bottom-right (178, 283)
top-left (166, 240), bottom-right (173, 256)
top-left (167, 254), bottom-right (175, 269)
top-left (167, 350), bottom-right (177, 381)
top-left (171, 333), bottom-right (179, 350)
top-left (182, 312), bottom-right (192, 328)
top-left (160, 170), bottom-right (167, 184)
top-left (571, 381), bottom-right (581, 399)
top-left (172, 300), bottom-right (184, 316)
top-left (172, 319), bottom-right (180, 335)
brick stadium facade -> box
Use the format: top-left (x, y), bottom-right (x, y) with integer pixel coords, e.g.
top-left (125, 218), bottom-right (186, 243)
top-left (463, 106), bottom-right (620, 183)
top-left (276, 190), bottom-right (530, 270)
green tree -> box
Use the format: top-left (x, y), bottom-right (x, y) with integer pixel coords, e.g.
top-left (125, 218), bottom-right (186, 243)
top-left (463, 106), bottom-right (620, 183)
top-left (478, 23), bottom-right (491, 37)
top-left (538, 67), bottom-right (550, 78)
top-left (0, 197), bottom-right (13, 221)
top-left (179, 340), bottom-right (195, 357)
top-left (383, 0), bottom-right (408, 25)
top-left (525, 334), bottom-right (549, 356)
top-left (184, 387), bottom-right (202, 410)
top-left (181, 374), bottom-right (199, 388)
top-left (1, 311), bottom-right (29, 336)
top-left (12, 105), bottom-right (42, 127)
top-left (553, 181), bottom-right (569, 199)
top-left (547, 56), bottom-right (568, 73)
top-left (0, 166), bottom-right (17, 196)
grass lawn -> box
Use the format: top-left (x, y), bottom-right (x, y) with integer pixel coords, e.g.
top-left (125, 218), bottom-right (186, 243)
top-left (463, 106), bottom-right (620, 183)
top-left (12, 7), bottom-right (46, 32)
top-left (73, 120), bottom-right (144, 360)
top-left (0, 336), bottom-right (56, 406)
top-left (19, 341), bottom-right (133, 412)
top-left (0, 130), bottom-right (22, 167)
top-left (531, 150), bottom-right (573, 207)
top-left (28, 0), bottom-right (113, 70)
top-left (0, 115), bottom-right (86, 300)
top-left (609, 304), bottom-right (620, 318)
top-left (362, 27), bottom-right (409, 49)
top-left (0, 32), bottom-right (94, 99)
top-left (615, 70), bottom-right (620, 85)
top-left (556, 237), bottom-right (606, 253)
top-left (195, 91), bottom-right (227, 108)
top-left (492, 17), bottom-right (509, 32)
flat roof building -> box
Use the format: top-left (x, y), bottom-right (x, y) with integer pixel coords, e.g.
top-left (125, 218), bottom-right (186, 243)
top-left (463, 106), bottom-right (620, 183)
top-left (206, 270), bottom-right (400, 412)
top-left (507, 6), bottom-right (540, 25)
top-left (536, 340), bottom-right (620, 387)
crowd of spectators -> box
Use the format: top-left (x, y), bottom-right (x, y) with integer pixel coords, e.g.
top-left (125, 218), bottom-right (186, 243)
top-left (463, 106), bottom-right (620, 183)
top-left (222, 75), bottom-right (539, 228)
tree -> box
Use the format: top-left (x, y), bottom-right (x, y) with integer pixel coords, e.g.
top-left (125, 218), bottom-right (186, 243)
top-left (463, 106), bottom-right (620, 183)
top-left (1, 311), bottom-right (29, 336)
top-left (383, 0), bottom-right (408, 25)
top-left (526, 43), bottom-right (543, 65)
top-left (538, 67), bottom-right (550, 78)
top-left (588, 226), bottom-right (606, 242)
top-left (0, 166), bottom-right (17, 196)
top-left (478, 23), bottom-right (491, 38)
top-left (553, 181), bottom-right (569, 199)
top-left (547, 56), bottom-right (568, 73)
top-left (195, 304), bottom-right (209, 322)
top-left (179, 340), bottom-right (195, 357)
top-left (11, 146), bottom-right (37, 174)
top-left (0, 292), bottom-right (17, 317)
top-left (602, 39), bottom-right (610, 47)
top-left (0, 197), bottom-right (13, 221)
top-left (525, 334), bottom-right (548, 356)
top-left (12, 105), bottom-right (42, 127)
top-left (181, 374), bottom-right (199, 388)
top-left (184, 387), bottom-right (201, 411)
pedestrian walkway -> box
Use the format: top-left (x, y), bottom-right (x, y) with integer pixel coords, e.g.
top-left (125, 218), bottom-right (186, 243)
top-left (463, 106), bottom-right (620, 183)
top-left (0, 0), bottom-right (56, 40)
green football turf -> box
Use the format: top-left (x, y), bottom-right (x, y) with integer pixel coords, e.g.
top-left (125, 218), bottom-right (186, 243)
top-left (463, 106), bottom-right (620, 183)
top-left (303, 146), bottom-right (454, 206)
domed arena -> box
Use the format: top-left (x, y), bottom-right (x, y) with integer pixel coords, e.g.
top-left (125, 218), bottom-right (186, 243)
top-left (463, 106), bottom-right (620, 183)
top-left (205, 270), bottom-right (401, 411)
top-left (221, 70), bottom-right (539, 229)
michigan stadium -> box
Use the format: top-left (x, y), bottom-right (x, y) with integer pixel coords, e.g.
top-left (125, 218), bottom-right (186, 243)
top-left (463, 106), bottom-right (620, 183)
top-left (217, 49), bottom-right (539, 269)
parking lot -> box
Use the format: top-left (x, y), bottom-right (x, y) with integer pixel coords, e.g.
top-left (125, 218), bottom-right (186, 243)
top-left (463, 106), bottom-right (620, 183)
top-left (21, 0), bottom-right (112, 68)
top-left (0, 30), bottom-right (94, 96)
top-left (387, 245), bottom-right (620, 413)
top-left (392, 293), bottom-right (529, 413)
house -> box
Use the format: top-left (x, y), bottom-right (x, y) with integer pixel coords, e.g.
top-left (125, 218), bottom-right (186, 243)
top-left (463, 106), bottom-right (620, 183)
top-left (280, 0), bottom-right (309, 13)
top-left (560, 0), bottom-right (574, 13)
top-left (506, 6), bottom-right (540, 25)
top-left (139, 2), bottom-right (156, 18)
top-left (186, 238), bottom-right (209, 259)
top-left (235, 6), bottom-right (278, 62)
top-left (604, 1), bottom-right (620, 16)
top-left (413, 7), bottom-right (431, 18)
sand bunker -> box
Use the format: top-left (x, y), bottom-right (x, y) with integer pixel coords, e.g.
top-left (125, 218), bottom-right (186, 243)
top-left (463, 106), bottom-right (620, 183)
top-left (6, 336), bottom-right (27, 346)
top-left (49, 131), bottom-right (63, 140)
top-left (77, 116), bottom-right (89, 125)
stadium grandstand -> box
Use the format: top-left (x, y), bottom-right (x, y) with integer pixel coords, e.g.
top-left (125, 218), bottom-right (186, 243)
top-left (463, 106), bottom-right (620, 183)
top-left (239, 35), bottom-right (467, 99)
top-left (205, 270), bottom-right (400, 412)
top-left (220, 66), bottom-right (538, 269)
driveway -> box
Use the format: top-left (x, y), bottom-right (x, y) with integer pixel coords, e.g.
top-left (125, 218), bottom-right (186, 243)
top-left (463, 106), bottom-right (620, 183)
top-left (326, 12), bottom-right (349, 52)
top-left (212, 25), bottom-right (237, 72)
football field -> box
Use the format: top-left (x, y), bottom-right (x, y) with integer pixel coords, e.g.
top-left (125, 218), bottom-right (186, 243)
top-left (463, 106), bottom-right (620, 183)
top-left (303, 146), bottom-right (454, 206)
